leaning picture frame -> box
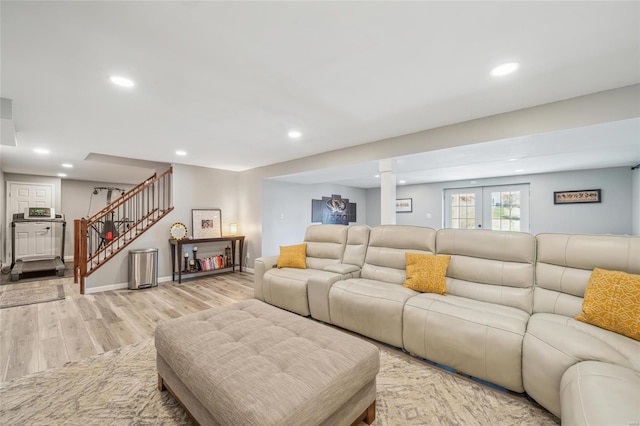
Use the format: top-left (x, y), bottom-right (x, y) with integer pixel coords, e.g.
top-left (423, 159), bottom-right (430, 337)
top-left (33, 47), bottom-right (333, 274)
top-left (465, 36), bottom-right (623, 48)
top-left (192, 209), bottom-right (222, 239)
top-left (396, 198), bottom-right (413, 213)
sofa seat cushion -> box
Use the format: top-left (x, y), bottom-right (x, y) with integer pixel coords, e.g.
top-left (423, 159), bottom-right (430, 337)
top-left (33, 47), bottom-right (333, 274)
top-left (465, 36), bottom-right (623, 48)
top-left (403, 293), bottom-right (529, 392)
top-left (262, 268), bottom-right (342, 316)
top-left (155, 299), bottom-right (380, 425)
top-left (560, 361), bottom-right (640, 425)
top-left (523, 312), bottom-right (640, 417)
top-left (329, 279), bottom-right (417, 348)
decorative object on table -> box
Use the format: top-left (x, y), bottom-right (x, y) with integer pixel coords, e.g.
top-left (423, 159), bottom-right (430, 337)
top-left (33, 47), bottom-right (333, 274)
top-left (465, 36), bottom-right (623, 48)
top-left (311, 194), bottom-right (356, 224)
top-left (229, 223), bottom-right (238, 235)
top-left (183, 252), bottom-right (189, 273)
top-left (396, 198), bottom-right (413, 213)
top-left (553, 189), bottom-right (601, 204)
top-left (169, 222), bottom-right (188, 240)
top-left (192, 247), bottom-right (199, 270)
top-left (225, 245), bottom-right (232, 267)
top-left (192, 209), bottom-right (222, 239)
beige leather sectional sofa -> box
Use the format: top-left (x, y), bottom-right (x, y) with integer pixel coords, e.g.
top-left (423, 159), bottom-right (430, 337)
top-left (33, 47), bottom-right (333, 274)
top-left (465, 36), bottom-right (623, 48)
top-left (254, 225), bottom-right (640, 424)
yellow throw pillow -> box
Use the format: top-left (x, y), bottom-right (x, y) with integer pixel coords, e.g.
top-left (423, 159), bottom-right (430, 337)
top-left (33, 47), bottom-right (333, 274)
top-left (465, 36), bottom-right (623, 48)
top-left (276, 243), bottom-right (307, 269)
top-left (403, 253), bottom-right (451, 294)
top-left (576, 268), bottom-right (640, 342)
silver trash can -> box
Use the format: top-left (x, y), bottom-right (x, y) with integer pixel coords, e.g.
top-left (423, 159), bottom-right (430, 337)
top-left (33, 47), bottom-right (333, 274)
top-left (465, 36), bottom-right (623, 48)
top-left (128, 248), bottom-right (158, 290)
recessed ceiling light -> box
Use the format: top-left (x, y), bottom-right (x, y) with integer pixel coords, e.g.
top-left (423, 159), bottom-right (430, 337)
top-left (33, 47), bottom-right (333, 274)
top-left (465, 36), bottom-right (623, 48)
top-left (110, 76), bottom-right (135, 88)
top-left (507, 158), bottom-right (518, 162)
top-left (399, 180), bottom-right (407, 184)
top-left (374, 174), bottom-right (380, 178)
top-left (175, 150), bottom-right (187, 156)
top-left (288, 130), bottom-right (302, 139)
top-left (515, 169), bottom-right (525, 173)
top-left (34, 148), bottom-right (50, 155)
top-left (57, 173), bottom-right (67, 177)
top-left (490, 62), bottom-right (520, 77)
top-left (62, 163), bottom-right (73, 168)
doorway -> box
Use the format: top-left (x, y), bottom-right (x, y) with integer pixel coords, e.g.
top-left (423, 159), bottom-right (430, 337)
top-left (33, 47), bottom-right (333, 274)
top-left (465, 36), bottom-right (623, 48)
top-left (444, 184), bottom-right (530, 232)
top-left (5, 182), bottom-right (56, 263)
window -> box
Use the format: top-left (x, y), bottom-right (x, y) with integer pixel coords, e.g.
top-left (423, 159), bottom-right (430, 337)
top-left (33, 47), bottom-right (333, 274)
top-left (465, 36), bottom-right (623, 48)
top-left (449, 192), bottom-right (477, 229)
top-left (444, 184), bottom-right (529, 232)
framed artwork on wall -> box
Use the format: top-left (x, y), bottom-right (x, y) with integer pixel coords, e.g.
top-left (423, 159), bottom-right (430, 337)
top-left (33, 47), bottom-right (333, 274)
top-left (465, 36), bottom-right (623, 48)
top-left (311, 194), bottom-right (357, 224)
top-left (192, 209), bottom-right (222, 239)
top-left (396, 198), bottom-right (413, 213)
top-left (553, 189), bottom-right (601, 205)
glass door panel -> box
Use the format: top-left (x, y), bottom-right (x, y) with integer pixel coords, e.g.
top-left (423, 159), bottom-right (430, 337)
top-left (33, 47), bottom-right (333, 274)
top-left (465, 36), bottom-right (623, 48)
top-left (444, 188), bottom-right (482, 229)
top-left (445, 184), bottom-right (529, 232)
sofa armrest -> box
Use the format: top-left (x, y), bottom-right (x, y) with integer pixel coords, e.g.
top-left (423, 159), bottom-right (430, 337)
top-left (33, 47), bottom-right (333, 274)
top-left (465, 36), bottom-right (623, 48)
top-left (254, 255), bottom-right (280, 301)
top-left (324, 264), bottom-right (360, 275)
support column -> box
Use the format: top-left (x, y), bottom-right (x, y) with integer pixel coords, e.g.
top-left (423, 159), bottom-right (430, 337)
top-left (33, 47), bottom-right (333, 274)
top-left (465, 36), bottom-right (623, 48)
top-left (380, 159), bottom-right (396, 225)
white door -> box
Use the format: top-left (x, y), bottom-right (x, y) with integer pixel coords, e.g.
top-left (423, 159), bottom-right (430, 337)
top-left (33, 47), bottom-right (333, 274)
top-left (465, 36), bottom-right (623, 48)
top-left (7, 182), bottom-right (55, 261)
top-left (444, 184), bottom-right (530, 232)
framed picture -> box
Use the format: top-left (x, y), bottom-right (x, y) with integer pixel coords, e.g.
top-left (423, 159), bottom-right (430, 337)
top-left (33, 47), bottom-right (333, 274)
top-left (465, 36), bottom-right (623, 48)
top-left (396, 198), bottom-right (413, 213)
top-left (553, 189), bottom-right (601, 205)
top-left (192, 209), bottom-right (222, 239)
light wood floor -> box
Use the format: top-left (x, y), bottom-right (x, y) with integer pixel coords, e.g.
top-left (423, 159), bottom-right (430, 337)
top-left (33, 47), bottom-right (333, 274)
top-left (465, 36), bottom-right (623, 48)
top-left (0, 272), bottom-right (254, 382)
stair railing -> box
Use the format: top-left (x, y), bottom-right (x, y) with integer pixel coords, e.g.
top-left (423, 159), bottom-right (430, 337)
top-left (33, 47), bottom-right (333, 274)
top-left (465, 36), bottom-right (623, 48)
top-left (74, 167), bottom-right (173, 293)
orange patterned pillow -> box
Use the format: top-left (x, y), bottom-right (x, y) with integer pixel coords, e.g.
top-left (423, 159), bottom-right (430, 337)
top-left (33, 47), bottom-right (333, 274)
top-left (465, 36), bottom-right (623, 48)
top-left (403, 253), bottom-right (451, 295)
top-left (276, 243), bottom-right (307, 269)
top-left (576, 268), bottom-right (640, 341)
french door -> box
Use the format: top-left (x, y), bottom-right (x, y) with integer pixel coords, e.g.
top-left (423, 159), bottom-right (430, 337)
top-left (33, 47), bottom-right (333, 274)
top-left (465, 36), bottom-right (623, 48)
top-left (444, 184), bottom-right (530, 232)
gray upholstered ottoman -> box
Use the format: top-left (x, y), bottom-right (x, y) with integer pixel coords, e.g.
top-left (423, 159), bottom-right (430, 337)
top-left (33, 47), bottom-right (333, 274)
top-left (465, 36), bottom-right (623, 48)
top-left (155, 299), bottom-right (379, 426)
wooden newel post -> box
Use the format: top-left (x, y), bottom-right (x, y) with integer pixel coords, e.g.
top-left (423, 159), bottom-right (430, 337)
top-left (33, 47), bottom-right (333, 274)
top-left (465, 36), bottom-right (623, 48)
top-left (73, 218), bottom-right (88, 294)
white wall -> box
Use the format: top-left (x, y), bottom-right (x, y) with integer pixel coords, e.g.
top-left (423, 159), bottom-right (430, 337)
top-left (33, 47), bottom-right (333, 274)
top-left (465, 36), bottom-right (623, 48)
top-left (261, 180), bottom-right (367, 257)
top-left (633, 167), bottom-right (640, 235)
top-left (366, 167), bottom-right (634, 235)
top-left (85, 163), bottom-right (240, 291)
top-left (0, 170), bottom-right (5, 265)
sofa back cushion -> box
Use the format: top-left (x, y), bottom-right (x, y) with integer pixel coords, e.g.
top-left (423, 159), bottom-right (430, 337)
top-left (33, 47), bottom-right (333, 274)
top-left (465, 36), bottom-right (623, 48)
top-left (304, 224), bottom-right (348, 270)
top-left (436, 229), bottom-right (536, 313)
top-left (361, 225), bottom-right (437, 284)
top-left (342, 225), bottom-right (371, 267)
top-left (535, 233), bottom-right (640, 317)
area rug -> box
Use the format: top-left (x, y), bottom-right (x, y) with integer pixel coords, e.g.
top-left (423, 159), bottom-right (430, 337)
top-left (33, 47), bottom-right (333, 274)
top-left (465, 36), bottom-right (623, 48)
top-left (0, 284), bottom-right (65, 309)
top-left (0, 339), bottom-right (558, 425)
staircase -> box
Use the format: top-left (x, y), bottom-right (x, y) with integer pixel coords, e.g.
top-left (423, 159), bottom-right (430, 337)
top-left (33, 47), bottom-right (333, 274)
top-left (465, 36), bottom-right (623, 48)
top-left (73, 167), bottom-right (174, 294)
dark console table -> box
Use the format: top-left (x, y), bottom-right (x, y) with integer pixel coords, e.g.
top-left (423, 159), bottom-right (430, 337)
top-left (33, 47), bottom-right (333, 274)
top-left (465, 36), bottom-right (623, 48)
top-left (169, 236), bottom-right (245, 283)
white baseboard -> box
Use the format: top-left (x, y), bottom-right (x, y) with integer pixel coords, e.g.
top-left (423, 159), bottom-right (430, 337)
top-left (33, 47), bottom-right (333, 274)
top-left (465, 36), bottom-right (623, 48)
top-left (85, 282), bottom-right (129, 294)
top-left (85, 275), bottom-right (173, 294)
top-left (84, 271), bottom-right (251, 294)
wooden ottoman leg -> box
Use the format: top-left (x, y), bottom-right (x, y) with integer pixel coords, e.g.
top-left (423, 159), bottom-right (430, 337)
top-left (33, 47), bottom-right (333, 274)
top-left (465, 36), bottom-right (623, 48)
top-left (351, 400), bottom-right (376, 426)
top-left (158, 374), bottom-right (166, 391)
top-left (365, 400), bottom-right (376, 425)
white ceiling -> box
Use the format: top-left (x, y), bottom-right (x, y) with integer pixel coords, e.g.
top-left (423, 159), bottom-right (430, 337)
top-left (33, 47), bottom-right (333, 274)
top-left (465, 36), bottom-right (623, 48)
top-left (270, 118), bottom-right (640, 188)
top-left (1, 1), bottom-right (639, 185)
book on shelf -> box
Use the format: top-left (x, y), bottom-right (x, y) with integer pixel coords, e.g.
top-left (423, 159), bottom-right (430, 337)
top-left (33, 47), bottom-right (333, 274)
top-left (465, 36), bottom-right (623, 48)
top-left (198, 255), bottom-right (228, 271)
